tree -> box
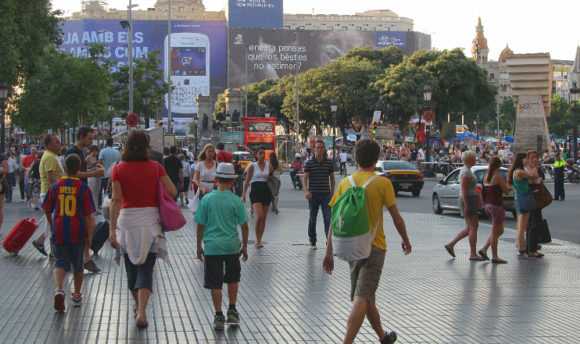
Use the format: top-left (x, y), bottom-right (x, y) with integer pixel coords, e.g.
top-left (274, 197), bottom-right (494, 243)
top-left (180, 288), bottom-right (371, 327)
top-left (110, 51), bottom-right (170, 128)
top-left (344, 46), bottom-right (404, 71)
top-left (375, 49), bottom-right (496, 128)
top-left (14, 48), bottom-right (112, 133)
top-left (0, 0), bottom-right (61, 86)
top-left (499, 97), bottom-right (516, 134)
top-left (548, 95), bottom-right (571, 137)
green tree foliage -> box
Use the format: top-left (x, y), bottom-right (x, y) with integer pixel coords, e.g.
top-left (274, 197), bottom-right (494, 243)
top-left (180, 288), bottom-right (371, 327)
top-left (375, 49), bottom-right (496, 127)
top-left (110, 51), bottom-right (170, 127)
top-left (344, 46), bottom-right (404, 70)
top-left (0, 0), bottom-right (61, 85)
top-left (548, 95), bottom-right (580, 137)
top-left (499, 97), bottom-right (516, 134)
top-left (15, 48), bottom-right (112, 133)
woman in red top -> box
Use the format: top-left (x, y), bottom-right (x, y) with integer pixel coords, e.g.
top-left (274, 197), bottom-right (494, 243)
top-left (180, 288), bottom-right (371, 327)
top-left (109, 130), bottom-right (177, 329)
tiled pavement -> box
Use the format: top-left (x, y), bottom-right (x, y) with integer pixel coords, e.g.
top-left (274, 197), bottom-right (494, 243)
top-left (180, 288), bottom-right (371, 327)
top-left (1, 201), bottom-right (580, 344)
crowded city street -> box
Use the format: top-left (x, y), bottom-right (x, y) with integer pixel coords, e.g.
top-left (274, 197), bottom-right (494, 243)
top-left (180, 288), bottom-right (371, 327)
top-left (0, 171), bottom-right (579, 343)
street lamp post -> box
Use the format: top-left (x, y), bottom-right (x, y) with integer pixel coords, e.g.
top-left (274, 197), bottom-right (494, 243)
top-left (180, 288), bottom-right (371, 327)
top-left (0, 83), bottom-right (9, 154)
top-left (143, 96), bottom-right (150, 129)
top-left (423, 85), bottom-right (432, 162)
top-left (330, 100), bottom-right (338, 164)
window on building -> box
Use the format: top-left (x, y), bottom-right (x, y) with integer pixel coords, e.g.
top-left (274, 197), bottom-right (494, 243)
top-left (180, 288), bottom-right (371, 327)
top-left (489, 73), bottom-right (495, 80)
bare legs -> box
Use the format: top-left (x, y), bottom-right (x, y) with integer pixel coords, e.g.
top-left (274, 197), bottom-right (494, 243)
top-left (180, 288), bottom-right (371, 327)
top-left (135, 288), bottom-right (151, 326)
top-left (252, 203), bottom-right (269, 248)
top-left (479, 223), bottom-right (506, 262)
top-left (211, 283), bottom-right (239, 313)
top-left (516, 213), bottom-right (529, 253)
top-left (446, 215), bottom-right (479, 258)
top-left (343, 297), bottom-right (386, 344)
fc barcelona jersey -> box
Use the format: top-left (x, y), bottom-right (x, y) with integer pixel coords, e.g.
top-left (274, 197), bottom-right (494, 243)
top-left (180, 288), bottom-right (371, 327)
top-left (42, 177), bottom-right (96, 245)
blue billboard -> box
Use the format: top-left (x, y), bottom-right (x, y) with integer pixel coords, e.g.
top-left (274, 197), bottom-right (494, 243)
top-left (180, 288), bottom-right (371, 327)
top-left (60, 20), bottom-right (227, 118)
top-left (375, 32), bottom-right (407, 49)
top-left (227, 0), bottom-right (283, 29)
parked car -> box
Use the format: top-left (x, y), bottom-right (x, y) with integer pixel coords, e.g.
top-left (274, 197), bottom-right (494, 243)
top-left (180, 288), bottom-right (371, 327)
top-left (233, 151), bottom-right (253, 171)
top-left (375, 160), bottom-right (424, 197)
top-left (432, 166), bottom-right (516, 218)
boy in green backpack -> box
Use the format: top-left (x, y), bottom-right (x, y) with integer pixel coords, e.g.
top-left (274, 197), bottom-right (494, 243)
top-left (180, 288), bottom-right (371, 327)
top-left (323, 139), bottom-right (412, 344)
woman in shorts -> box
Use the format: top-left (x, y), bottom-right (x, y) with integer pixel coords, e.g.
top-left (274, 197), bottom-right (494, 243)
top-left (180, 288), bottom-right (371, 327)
top-left (508, 153), bottom-right (537, 256)
top-left (478, 157), bottom-right (510, 264)
top-left (445, 151), bottom-right (483, 261)
top-left (242, 148), bottom-right (272, 248)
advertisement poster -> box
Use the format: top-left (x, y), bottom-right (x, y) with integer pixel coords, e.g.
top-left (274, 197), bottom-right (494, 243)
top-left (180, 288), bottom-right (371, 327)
top-left (228, 29), bottom-right (423, 88)
top-left (60, 20), bottom-right (227, 118)
top-left (229, 29), bottom-right (378, 88)
top-left (227, 0), bottom-right (284, 29)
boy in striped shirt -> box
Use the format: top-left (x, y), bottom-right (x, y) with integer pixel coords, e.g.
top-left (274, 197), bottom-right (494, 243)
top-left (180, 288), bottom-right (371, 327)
top-left (43, 154), bottom-right (96, 313)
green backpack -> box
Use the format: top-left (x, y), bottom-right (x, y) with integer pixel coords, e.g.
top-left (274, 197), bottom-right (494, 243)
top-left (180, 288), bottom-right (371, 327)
top-left (331, 175), bottom-right (379, 261)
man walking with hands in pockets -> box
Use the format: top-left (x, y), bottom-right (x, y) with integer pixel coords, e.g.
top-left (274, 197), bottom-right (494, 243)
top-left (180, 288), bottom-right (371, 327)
top-left (323, 139), bottom-right (412, 344)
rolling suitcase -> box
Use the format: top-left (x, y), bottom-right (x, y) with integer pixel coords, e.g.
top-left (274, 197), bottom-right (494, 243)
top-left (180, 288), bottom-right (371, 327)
top-left (91, 221), bottom-right (109, 256)
top-left (3, 218), bottom-right (38, 254)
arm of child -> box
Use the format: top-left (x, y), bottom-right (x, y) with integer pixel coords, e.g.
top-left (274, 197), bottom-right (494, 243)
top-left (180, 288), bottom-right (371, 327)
top-left (196, 224), bottom-right (204, 261)
top-left (387, 205), bottom-right (412, 255)
top-left (240, 223), bottom-right (249, 261)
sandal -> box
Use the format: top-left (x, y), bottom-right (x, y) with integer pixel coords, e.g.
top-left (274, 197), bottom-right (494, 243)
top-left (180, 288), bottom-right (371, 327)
top-left (491, 258), bottom-right (508, 264)
top-left (478, 249), bottom-right (490, 261)
top-left (469, 256), bottom-right (486, 261)
top-left (517, 250), bottom-right (527, 257)
top-left (444, 245), bottom-right (455, 258)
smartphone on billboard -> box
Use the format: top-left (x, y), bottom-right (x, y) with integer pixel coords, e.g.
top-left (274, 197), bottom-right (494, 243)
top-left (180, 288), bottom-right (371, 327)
top-left (164, 33), bottom-right (210, 114)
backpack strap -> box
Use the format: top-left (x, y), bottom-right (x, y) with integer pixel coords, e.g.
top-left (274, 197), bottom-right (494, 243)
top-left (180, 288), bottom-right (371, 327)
top-left (347, 175), bottom-right (357, 188)
top-left (362, 175), bottom-right (379, 189)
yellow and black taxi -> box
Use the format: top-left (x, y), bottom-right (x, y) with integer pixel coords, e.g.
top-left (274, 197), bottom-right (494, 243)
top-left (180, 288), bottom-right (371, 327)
top-left (375, 160), bottom-right (424, 197)
top-left (233, 151), bottom-right (254, 171)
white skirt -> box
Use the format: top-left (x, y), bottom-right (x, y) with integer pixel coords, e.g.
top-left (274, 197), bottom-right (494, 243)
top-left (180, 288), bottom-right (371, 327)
top-left (117, 207), bottom-right (167, 265)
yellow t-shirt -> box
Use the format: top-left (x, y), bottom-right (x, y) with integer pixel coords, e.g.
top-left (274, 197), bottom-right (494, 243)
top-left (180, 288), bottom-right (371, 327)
top-left (330, 171), bottom-right (396, 251)
top-left (39, 150), bottom-right (64, 194)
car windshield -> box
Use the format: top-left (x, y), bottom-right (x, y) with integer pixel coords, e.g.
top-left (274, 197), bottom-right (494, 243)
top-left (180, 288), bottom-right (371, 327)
top-left (235, 153), bottom-right (252, 161)
top-left (383, 161), bottom-right (417, 171)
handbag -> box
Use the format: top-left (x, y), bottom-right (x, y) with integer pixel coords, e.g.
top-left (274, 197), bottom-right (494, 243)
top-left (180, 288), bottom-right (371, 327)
top-left (532, 184), bottom-right (553, 210)
top-left (537, 219), bottom-right (552, 244)
top-left (158, 178), bottom-right (186, 232)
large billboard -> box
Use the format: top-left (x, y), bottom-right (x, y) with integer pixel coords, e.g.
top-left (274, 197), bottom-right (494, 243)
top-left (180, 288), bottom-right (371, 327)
top-left (60, 20), bottom-right (227, 118)
top-left (227, 0), bottom-right (284, 29)
top-left (228, 29), bottom-right (428, 88)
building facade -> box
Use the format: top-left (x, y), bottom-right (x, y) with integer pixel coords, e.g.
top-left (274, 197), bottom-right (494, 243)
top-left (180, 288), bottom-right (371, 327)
top-left (283, 10), bottom-right (413, 32)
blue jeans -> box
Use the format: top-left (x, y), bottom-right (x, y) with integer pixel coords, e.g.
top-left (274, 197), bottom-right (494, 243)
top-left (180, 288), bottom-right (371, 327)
top-left (308, 192), bottom-right (331, 244)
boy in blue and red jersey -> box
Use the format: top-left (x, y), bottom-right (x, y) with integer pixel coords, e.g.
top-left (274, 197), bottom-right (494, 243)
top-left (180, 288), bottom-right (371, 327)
top-left (43, 154), bottom-right (96, 313)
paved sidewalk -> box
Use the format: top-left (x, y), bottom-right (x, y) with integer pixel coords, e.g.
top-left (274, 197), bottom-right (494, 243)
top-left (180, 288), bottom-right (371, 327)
top-left (0, 201), bottom-right (579, 343)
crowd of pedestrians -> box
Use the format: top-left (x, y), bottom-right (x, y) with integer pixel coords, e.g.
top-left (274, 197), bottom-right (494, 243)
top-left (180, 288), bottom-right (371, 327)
top-left (0, 125), bottom-right (566, 344)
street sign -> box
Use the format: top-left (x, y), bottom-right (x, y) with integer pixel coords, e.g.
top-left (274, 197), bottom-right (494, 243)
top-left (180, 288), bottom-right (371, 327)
top-left (375, 125), bottom-right (395, 140)
top-left (126, 112), bottom-right (139, 127)
top-left (372, 111), bottom-right (382, 124)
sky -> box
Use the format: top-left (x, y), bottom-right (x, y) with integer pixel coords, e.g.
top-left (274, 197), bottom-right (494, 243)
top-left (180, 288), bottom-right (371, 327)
top-left (51, 0), bottom-right (580, 60)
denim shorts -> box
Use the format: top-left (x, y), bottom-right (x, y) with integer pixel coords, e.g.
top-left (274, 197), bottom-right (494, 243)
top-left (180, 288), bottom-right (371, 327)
top-left (54, 243), bottom-right (84, 273)
top-left (124, 253), bottom-right (156, 291)
top-left (515, 193), bottom-right (535, 214)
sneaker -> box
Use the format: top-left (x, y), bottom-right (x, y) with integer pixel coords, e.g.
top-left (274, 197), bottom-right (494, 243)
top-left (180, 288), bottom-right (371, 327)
top-left (310, 241), bottom-right (316, 250)
top-left (227, 308), bottom-right (240, 325)
top-left (381, 331), bottom-right (398, 344)
top-left (54, 290), bottom-right (65, 313)
top-left (214, 313), bottom-right (226, 331)
top-left (72, 293), bottom-right (82, 307)
top-left (32, 240), bottom-right (48, 257)
top-left (84, 260), bottom-right (101, 273)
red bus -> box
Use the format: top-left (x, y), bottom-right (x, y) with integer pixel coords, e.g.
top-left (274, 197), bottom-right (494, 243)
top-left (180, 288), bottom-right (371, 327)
top-left (242, 117), bottom-right (277, 157)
